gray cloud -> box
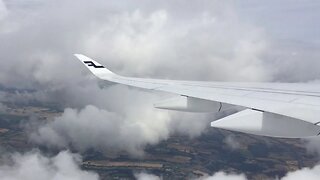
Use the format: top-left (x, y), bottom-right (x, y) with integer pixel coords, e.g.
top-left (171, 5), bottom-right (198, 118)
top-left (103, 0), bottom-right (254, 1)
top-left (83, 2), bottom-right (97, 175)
top-left (0, 0), bottom-right (7, 21)
top-left (83, 8), bottom-right (271, 82)
top-left (0, 150), bottom-right (99, 180)
top-left (303, 137), bottom-right (320, 158)
top-left (0, 0), bottom-right (273, 90)
top-left (0, 0), bottom-right (318, 87)
top-left (0, 102), bottom-right (6, 113)
top-left (224, 135), bottom-right (241, 150)
top-left (235, 0), bottom-right (320, 44)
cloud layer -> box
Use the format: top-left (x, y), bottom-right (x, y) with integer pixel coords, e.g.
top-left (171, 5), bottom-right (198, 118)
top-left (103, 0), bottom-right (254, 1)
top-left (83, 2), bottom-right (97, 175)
top-left (139, 166), bottom-right (320, 180)
top-left (0, 0), bottom-right (273, 90)
top-left (0, 0), bottom-right (277, 155)
top-left (0, 0), bottom-right (320, 178)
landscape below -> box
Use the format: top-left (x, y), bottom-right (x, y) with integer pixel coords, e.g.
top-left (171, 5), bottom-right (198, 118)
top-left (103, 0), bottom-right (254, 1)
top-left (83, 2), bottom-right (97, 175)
top-left (0, 102), bottom-right (317, 179)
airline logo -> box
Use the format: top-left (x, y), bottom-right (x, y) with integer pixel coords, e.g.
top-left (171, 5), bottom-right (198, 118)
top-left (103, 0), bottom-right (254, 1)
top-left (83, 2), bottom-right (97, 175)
top-left (84, 61), bottom-right (104, 68)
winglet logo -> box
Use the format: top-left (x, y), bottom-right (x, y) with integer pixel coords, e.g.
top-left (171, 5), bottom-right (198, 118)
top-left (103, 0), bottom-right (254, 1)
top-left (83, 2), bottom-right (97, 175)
top-left (84, 61), bottom-right (104, 68)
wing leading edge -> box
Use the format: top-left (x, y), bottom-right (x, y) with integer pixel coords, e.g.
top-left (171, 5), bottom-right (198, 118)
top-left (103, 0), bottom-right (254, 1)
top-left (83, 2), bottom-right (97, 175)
top-left (75, 54), bottom-right (320, 138)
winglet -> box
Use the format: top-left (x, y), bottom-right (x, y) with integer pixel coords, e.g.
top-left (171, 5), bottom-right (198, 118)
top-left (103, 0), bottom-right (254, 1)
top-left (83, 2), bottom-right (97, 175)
top-left (74, 54), bottom-right (116, 80)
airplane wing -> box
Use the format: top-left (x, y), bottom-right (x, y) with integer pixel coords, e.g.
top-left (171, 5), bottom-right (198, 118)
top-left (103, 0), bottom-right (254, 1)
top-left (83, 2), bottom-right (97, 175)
top-left (75, 54), bottom-right (320, 138)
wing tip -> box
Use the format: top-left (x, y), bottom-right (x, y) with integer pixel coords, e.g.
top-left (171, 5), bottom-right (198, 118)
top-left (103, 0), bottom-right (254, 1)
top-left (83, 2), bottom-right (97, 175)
top-left (74, 53), bottom-right (117, 79)
top-left (74, 53), bottom-right (85, 58)
top-left (74, 53), bottom-right (90, 62)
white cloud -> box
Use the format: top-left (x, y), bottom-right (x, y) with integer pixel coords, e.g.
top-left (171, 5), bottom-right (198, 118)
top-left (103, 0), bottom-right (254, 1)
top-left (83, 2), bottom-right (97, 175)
top-left (31, 103), bottom-right (170, 156)
top-left (281, 165), bottom-right (320, 180)
top-left (136, 168), bottom-right (320, 180)
top-left (135, 172), bottom-right (162, 180)
top-left (198, 172), bottom-right (247, 180)
top-left (0, 150), bottom-right (99, 180)
top-left (30, 86), bottom-right (211, 156)
top-left (197, 167), bottom-right (320, 180)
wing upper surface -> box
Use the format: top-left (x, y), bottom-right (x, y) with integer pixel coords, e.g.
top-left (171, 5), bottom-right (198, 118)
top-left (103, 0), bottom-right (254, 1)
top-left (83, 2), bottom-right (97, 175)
top-left (75, 54), bottom-right (320, 125)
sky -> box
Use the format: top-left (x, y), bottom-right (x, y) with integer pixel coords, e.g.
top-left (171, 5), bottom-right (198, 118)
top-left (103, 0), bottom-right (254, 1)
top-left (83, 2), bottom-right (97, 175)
top-left (0, 0), bottom-right (320, 179)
